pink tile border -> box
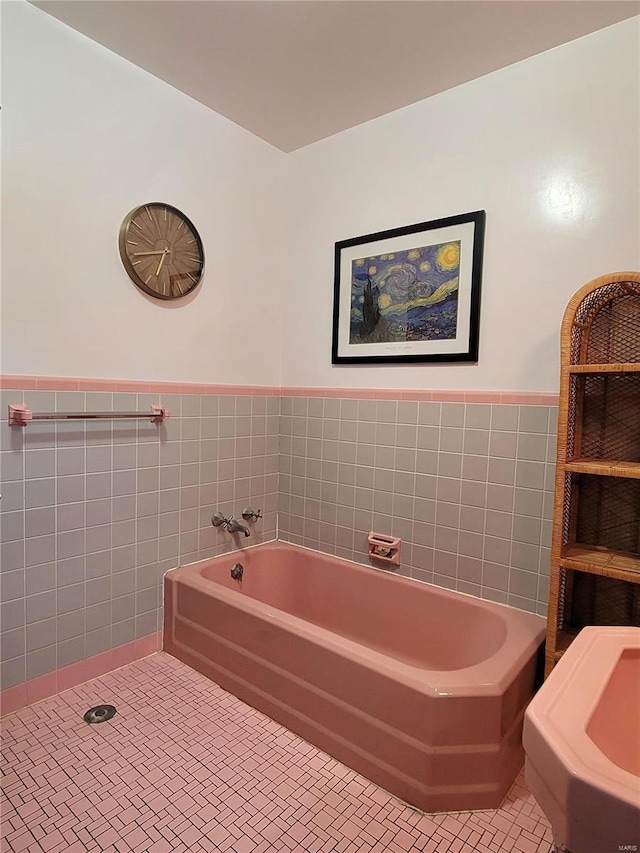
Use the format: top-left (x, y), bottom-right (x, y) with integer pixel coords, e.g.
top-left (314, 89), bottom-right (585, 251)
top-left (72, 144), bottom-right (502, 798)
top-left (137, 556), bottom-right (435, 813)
top-left (0, 631), bottom-right (162, 717)
top-left (0, 375), bottom-right (281, 395)
top-left (285, 386), bottom-right (559, 405)
top-left (0, 683), bottom-right (26, 716)
top-left (0, 375), bottom-right (559, 405)
top-left (0, 375), bottom-right (40, 390)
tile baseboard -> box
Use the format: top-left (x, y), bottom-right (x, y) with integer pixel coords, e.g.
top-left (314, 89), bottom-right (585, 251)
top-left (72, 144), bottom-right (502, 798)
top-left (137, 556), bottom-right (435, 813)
top-left (0, 631), bottom-right (162, 717)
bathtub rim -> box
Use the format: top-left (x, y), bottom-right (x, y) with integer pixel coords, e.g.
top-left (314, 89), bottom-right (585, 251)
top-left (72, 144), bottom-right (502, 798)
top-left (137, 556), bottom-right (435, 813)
top-left (165, 540), bottom-right (545, 699)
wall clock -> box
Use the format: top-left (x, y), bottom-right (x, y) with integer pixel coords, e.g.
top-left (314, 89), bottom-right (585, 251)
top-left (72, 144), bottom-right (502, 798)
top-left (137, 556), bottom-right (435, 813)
top-left (118, 202), bottom-right (205, 299)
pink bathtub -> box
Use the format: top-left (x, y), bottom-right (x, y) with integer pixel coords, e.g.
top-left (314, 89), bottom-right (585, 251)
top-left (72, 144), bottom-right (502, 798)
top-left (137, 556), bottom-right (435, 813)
top-left (164, 541), bottom-right (545, 812)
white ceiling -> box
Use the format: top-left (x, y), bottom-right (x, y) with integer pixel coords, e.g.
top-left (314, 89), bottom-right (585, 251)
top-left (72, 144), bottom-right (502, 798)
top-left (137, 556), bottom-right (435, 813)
top-left (31, 0), bottom-right (640, 152)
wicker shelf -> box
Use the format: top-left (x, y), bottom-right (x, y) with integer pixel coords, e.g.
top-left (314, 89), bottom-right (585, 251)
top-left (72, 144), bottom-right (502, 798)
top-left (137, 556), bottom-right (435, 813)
top-left (565, 459), bottom-right (640, 478)
top-left (567, 363), bottom-right (640, 373)
top-left (545, 272), bottom-right (640, 678)
top-left (560, 545), bottom-right (640, 582)
top-left (553, 627), bottom-right (581, 661)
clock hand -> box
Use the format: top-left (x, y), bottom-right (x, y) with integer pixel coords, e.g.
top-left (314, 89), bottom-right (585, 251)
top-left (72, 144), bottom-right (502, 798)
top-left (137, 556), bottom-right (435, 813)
top-left (133, 250), bottom-right (167, 257)
top-left (155, 249), bottom-right (169, 276)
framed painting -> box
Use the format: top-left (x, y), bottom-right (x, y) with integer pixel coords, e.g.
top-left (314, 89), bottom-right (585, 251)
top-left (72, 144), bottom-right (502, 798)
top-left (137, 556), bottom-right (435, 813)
top-left (331, 210), bottom-right (485, 364)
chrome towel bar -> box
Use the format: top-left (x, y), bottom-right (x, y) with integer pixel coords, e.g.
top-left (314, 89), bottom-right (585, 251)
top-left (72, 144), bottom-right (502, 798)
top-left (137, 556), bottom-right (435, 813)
top-left (8, 404), bottom-right (169, 426)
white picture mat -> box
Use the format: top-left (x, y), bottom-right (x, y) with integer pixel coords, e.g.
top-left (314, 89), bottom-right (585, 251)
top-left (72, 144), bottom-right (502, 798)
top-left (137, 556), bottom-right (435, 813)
top-left (337, 220), bottom-right (477, 358)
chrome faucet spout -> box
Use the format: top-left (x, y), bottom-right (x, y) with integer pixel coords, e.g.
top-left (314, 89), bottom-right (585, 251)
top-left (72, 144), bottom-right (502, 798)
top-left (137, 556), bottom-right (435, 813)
top-left (227, 518), bottom-right (250, 537)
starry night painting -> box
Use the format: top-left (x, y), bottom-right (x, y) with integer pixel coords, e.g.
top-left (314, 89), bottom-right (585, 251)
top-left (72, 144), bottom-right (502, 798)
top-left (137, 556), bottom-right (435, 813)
top-left (349, 240), bottom-right (460, 344)
top-left (332, 210), bottom-right (485, 365)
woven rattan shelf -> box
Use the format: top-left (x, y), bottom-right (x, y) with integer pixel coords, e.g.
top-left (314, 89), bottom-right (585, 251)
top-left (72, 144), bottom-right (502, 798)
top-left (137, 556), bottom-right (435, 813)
top-left (560, 545), bottom-right (640, 580)
top-left (553, 628), bottom-right (580, 661)
top-left (565, 459), bottom-right (640, 477)
top-left (568, 363), bottom-right (640, 373)
top-left (545, 271), bottom-right (640, 677)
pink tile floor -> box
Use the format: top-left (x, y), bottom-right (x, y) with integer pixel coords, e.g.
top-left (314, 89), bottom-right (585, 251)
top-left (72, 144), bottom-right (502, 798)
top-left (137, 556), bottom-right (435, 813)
top-left (1, 653), bottom-right (553, 853)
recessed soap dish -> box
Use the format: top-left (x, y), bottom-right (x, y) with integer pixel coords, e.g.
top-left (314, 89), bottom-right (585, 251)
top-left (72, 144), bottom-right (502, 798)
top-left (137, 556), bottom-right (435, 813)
top-left (368, 532), bottom-right (401, 566)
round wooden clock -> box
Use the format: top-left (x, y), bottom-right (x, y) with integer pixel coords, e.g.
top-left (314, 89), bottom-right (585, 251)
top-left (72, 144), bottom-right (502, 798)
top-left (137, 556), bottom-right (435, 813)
top-left (118, 202), bottom-right (205, 299)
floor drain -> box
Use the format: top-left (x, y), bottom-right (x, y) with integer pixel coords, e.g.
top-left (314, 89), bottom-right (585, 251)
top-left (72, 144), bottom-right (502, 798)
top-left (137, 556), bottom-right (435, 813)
top-left (83, 705), bottom-right (117, 724)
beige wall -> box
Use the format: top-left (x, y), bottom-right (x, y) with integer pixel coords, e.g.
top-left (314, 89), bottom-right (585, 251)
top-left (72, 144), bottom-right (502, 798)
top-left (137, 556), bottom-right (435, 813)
top-left (283, 19), bottom-right (640, 392)
top-left (3, 8), bottom-right (638, 394)
top-left (1, 1), bottom-right (288, 385)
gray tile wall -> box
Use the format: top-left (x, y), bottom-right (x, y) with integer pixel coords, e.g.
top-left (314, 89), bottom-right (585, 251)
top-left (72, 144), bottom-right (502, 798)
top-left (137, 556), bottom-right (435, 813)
top-left (0, 390), bottom-right (279, 690)
top-left (1, 387), bottom-right (556, 691)
top-left (278, 397), bottom-right (556, 617)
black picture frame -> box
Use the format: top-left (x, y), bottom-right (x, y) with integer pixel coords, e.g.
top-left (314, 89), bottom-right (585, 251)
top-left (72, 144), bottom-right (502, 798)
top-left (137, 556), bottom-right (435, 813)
top-left (332, 210), bottom-right (485, 364)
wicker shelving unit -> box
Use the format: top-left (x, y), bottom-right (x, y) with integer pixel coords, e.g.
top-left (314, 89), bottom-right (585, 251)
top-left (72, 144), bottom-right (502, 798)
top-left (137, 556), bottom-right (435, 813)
top-left (545, 271), bottom-right (640, 677)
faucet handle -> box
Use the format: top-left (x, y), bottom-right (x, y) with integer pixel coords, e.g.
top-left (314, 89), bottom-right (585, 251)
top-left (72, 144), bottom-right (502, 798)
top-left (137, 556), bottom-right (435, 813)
top-left (242, 507), bottom-right (263, 521)
top-left (211, 511), bottom-right (228, 527)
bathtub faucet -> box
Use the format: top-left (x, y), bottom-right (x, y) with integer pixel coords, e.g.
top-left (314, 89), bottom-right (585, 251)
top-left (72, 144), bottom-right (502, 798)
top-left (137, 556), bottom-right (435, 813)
top-left (226, 518), bottom-right (250, 537)
top-left (211, 512), bottom-right (250, 537)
